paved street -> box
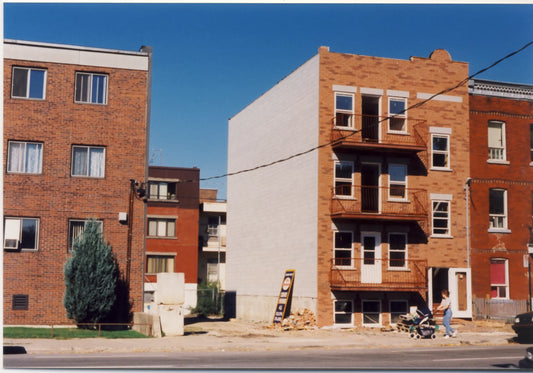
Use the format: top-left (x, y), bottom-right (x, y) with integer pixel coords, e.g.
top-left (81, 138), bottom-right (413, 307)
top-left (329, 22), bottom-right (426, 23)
top-left (4, 345), bottom-right (528, 369)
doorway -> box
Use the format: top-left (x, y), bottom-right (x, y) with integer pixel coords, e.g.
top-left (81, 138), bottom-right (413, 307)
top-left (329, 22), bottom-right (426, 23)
top-left (361, 232), bottom-right (382, 284)
top-left (361, 163), bottom-right (380, 213)
top-left (361, 95), bottom-right (380, 142)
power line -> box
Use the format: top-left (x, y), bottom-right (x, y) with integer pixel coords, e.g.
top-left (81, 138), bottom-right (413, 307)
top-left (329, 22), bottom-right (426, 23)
top-left (199, 40), bottom-right (533, 183)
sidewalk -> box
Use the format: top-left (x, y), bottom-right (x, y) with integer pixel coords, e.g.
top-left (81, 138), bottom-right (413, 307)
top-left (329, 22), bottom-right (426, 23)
top-left (3, 318), bottom-right (518, 355)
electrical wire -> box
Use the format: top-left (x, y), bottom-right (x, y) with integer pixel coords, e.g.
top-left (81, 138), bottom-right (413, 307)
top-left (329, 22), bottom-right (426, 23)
top-left (193, 40), bottom-right (533, 183)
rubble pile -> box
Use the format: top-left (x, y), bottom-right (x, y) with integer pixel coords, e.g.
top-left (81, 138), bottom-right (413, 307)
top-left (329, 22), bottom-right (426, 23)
top-left (272, 308), bottom-right (318, 331)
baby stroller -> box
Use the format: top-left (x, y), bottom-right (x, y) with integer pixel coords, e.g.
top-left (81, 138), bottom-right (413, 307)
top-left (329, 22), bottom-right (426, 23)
top-left (409, 306), bottom-right (438, 339)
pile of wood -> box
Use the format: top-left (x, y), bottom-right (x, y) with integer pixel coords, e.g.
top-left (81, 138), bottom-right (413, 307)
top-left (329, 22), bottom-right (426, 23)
top-left (273, 308), bottom-right (317, 331)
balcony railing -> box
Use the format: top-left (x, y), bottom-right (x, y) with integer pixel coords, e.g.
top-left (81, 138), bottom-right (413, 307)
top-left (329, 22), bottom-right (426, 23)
top-left (330, 258), bottom-right (428, 292)
top-left (331, 185), bottom-right (428, 221)
top-left (331, 114), bottom-right (427, 151)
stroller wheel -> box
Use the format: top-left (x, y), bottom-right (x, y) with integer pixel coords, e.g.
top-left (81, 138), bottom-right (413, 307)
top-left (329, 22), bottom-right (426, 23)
top-left (410, 333), bottom-right (415, 338)
top-left (415, 334), bottom-right (421, 339)
top-left (431, 334), bottom-right (437, 339)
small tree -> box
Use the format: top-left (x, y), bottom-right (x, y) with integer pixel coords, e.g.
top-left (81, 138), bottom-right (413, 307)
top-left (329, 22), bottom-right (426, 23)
top-left (63, 219), bottom-right (117, 327)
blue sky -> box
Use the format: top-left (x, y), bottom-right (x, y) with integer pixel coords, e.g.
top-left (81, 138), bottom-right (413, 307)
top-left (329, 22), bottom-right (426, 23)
top-left (4, 3), bottom-right (533, 199)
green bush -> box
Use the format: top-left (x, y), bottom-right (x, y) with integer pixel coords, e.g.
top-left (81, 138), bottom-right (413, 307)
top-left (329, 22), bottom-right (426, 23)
top-left (193, 281), bottom-right (223, 317)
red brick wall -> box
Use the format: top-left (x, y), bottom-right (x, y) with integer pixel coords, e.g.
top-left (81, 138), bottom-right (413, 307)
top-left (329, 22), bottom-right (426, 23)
top-left (3, 57), bottom-right (148, 325)
top-left (315, 47), bottom-right (470, 326)
top-left (469, 94), bottom-right (533, 301)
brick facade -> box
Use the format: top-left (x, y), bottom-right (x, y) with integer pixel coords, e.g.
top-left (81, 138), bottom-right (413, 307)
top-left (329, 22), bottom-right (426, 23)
top-left (469, 83), bottom-right (533, 308)
top-left (3, 40), bottom-right (151, 325)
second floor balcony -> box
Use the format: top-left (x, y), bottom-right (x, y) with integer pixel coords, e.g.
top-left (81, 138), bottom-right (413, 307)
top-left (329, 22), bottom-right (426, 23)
top-left (331, 185), bottom-right (428, 222)
top-left (331, 114), bottom-right (427, 153)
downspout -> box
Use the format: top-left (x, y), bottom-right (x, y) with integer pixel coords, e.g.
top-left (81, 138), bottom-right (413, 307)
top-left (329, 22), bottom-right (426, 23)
top-left (465, 177), bottom-right (472, 268)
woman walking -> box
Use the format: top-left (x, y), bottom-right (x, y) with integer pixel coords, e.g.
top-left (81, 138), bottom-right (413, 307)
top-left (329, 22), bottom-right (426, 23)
top-left (437, 289), bottom-right (457, 338)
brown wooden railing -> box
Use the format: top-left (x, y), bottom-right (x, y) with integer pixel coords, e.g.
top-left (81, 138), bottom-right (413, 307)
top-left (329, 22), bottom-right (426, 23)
top-left (330, 258), bottom-right (428, 292)
top-left (331, 185), bottom-right (427, 220)
top-left (331, 114), bottom-right (427, 150)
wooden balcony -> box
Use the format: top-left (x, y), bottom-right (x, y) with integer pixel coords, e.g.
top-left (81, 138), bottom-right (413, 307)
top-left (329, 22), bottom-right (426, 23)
top-left (331, 185), bottom-right (428, 222)
top-left (331, 114), bottom-right (427, 152)
top-left (330, 258), bottom-right (428, 294)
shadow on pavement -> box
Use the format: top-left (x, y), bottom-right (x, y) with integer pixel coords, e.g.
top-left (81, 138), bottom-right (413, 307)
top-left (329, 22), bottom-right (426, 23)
top-left (184, 315), bottom-right (227, 325)
top-left (3, 346), bottom-right (27, 355)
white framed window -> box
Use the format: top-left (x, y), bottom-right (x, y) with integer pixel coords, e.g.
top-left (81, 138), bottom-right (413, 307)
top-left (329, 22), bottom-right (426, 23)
top-left (68, 219), bottom-right (103, 253)
top-left (489, 189), bottom-right (508, 230)
top-left (147, 218), bottom-right (176, 238)
top-left (362, 300), bottom-right (381, 326)
top-left (71, 146), bottom-right (105, 178)
top-left (334, 231), bottom-right (353, 267)
top-left (334, 160), bottom-right (353, 197)
top-left (431, 134), bottom-right (450, 169)
top-left (388, 163), bottom-right (407, 200)
top-left (432, 200), bottom-right (451, 236)
top-left (11, 67), bottom-right (46, 100)
top-left (146, 254), bottom-right (175, 274)
top-left (75, 72), bottom-right (108, 104)
top-left (490, 258), bottom-right (509, 299)
top-left (389, 300), bottom-right (408, 325)
top-left (334, 300), bottom-right (353, 326)
top-left (7, 141), bottom-right (43, 174)
top-left (4, 217), bottom-right (39, 251)
top-left (335, 93), bottom-right (354, 128)
top-left (149, 181), bottom-right (178, 200)
top-left (388, 98), bottom-right (407, 132)
top-left (388, 232), bottom-right (407, 269)
top-left (488, 121), bottom-right (506, 162)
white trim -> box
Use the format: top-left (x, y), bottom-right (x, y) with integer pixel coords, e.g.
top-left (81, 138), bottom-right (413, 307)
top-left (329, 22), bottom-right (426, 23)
top-left (362, 299), bottom-right (382, 327)
top-left (333, 85), bottom-right (357, 93)
top-left (388, 163), bottom-right (408, 201)
top-left (429, 127), bottom-right (452, 135)
top-left (448, 268), bottom-right (473, 318)
top-left (417, 92), bottom-right (463, 103)
top-left (333, 299), bottom-right (354, 327)
top-left (430, 193), bottom-right (453, 201)
top-left (4, 42), bottom-right (149, 71)
top-left (388, 232), bottom-right (408, 270)
top-left (333, 230), bottom-right (354, 268)
top-left (430, 133), bottom-right (451, 170)
top-left (389, 299), bottom-right (409, 326)
top-left (387, 89), bottom-right (409, 98)
top-left (334, 160), bottom-right (354, 198)
top-left (360, 87), bottom-right (384, 96)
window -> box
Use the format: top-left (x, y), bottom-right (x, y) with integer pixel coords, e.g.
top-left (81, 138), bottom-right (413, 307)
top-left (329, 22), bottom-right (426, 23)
top-left (388, 98), bottom-right (407, 132)
top-left (388, 164), bottom-right (407, 199)
top-left (490, 258), bottom-right (509, 299)
top-left (489, 189), bottom-right (508, 230)
top-left (7, 141), bottom-right (43, 174)
top-left (388, 233), bottom-right (407, 268)
top-left (362, 300), bottom-right (381, 326)
top-left (71, 146), bottom-right (105, 178)
top-left (75, 72), bottom-right (108, 104)
top-left (147, 218), bottom-right (176, 238)
top-left (68, 219), bottom-right (103, 252)
top-left (389, 300), bottom-right (408, 325)
top-left (431, 134), bottom-right (450, 169)
top-left (530, 124), bottom-right (533, 163)
top-left (432, 200), bottom-right (450, 236)
top-left (4, 217), bottom-right (39, 251)
top-left (488, 121), bottom-right (506, 161)
top-left (146, 255), bottom-right (175, 274)
top-left (12, 67), bottom-right (46, 99)
top-left (335, 93), bottom-right (354, 127)
top-left (334, 161), bottom-right (353, 197)
top-left (334, 300), bottom-right (353, 325)
top-left (149, 181), bottom-right (177, 200)
top-left (334, 231), bottom-right (352, 267)
top-left (207, 216), bottom-right (220, 237)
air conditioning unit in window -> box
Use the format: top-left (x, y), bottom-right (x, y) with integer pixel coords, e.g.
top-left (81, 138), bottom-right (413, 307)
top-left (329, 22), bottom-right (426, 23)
top-left (4, 239), bottom-right (19, 251)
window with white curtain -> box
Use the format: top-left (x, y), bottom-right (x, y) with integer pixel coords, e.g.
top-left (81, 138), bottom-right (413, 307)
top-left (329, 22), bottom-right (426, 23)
top-left (488, 121), bottom-right (506, 161)
top-left (71, 146), bottom-right (105, 178)
top-left (68, 219), bottom-right (103, 252)
top-left (146, 255), bottom-right (175, 273)
top-left (147, 218), bottom-right (176, 238)
top-left (7, 141), bottom-right (43, 174)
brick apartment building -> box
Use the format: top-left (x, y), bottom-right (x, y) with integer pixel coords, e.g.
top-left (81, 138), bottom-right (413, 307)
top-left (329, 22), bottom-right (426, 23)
top-left (144, 166), bottom-right (200, 312)
top-left (468, 79), bottom-right (533, 317)
top-left (3, 39), bottom-right (152, 325)
top-left (228, 46), bottom-right (473, 327)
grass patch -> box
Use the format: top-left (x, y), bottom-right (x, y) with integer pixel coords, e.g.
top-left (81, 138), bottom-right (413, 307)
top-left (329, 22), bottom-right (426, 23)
top-left (4, 327), bottom-right (148, 339)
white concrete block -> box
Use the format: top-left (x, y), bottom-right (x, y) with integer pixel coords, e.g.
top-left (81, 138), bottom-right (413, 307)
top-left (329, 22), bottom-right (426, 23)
top-left (158, 304), bottom-right (184, 336)
top-left (156, 273), bottom-right (185, 305)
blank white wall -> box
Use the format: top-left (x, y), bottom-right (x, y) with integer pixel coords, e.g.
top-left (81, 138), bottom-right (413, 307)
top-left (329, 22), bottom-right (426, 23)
top-left (227, 54), bottom-right (320, 301)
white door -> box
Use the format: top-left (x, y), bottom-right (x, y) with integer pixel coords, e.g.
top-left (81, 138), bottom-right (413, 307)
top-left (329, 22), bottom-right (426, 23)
top-left (361, 232), bottom-right (382, 283)
top-left (448, 268), bottom-right (472, 318)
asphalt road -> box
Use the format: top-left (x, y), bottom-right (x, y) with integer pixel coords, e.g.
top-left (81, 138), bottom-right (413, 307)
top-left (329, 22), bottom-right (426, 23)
top-left (3, 345), bottom-right (528, 370)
